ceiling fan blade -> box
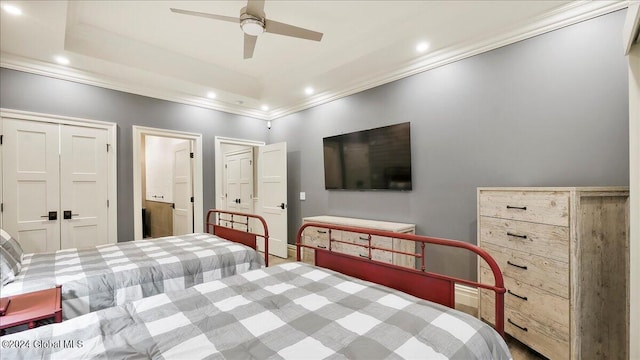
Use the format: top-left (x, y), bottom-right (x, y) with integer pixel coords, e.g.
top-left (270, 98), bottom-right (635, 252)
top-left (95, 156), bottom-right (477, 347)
top-left (245, 0), bottom-right (265, 17)
top-left (265, 20), bottom-right (323, 42)
top-left (244, 34), bottom-right (258, 59)
top-left (170, 8), bottom-right (239, 23)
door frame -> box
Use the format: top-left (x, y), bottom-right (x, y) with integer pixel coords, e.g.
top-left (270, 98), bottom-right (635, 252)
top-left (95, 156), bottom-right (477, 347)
top-left (0, 108), bottom-right (118, 245)
top-left (624, 5), bottom-right (640, 359)
top-left (133, 126), bottom-right (203, 240)
top-left (214, 136), bottom-right (265, 210)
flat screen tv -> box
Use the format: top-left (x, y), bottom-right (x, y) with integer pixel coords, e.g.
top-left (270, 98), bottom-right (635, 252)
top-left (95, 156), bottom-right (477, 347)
top-left (323, 122), bottom-right (412, 191)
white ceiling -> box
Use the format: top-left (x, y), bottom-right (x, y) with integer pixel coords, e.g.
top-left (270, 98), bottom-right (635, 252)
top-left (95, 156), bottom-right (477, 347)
top-left (0, 0), bottom-right (626, 120)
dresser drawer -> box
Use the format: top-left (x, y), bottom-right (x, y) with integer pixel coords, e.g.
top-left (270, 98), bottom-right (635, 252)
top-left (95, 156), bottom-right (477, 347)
top-left (479, 191), bottom-right (569, 226)
top-left (370, 235), bottom-right (392, 263)
top-left (332, 231), bottom-right (367, 259)
top-left (392, 237), bottom-right (415, 269)
top-left (481, 242), bottom-right (568, 298)
top-left (480, 271), bottom-right (569, 330)
top-left (332, 231), bottom-right (392, 263)
top-left (479, 216), bottom-right (569, 262)
top-left (301, 225), bottom-right (331, 264)
top-left (480, 295), bottom-right (569, 360)
top-left (341, 230), bottom-right (368, 244)
top-left (340, 232), bottom-right (414, 267)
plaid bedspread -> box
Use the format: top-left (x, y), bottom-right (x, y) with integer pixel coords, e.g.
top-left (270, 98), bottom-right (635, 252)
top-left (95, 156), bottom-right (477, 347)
top-left (1, 233), bottom-right (264, 319)
top-left (2, 262), bottom-right (511, 359)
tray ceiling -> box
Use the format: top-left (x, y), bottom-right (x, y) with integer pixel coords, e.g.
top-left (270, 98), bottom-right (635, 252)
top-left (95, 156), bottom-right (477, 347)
top-left (0, 1), bottom-right (626, 120)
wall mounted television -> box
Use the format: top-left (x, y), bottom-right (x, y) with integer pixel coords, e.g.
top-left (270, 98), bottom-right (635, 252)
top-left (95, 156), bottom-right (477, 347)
top-left (323, 122), bottom-right (412, 191)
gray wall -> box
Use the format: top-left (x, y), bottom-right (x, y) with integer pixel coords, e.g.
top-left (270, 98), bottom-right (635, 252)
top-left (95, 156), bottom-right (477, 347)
top-left (269, 10), bottom-right (630, 280)
top-left (0, 69), bottom-right (269, 241)
top-left (0, 10), bottom-right (630, 281)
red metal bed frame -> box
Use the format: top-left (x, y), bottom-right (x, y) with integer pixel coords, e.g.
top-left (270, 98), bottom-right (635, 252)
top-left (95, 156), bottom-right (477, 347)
top-left (206, 209), bottom-right (270, 267)
top-left (295, 222), bottom-right (506, 337)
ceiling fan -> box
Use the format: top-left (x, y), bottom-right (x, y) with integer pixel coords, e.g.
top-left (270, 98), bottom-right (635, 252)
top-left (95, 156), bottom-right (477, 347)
top-left (170, 0), bottom-right (323, 59)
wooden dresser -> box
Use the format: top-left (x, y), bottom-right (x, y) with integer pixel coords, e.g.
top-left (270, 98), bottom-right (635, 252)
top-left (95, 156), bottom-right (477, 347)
top-left (477, 187), bottom-right (629, 360)
top-left (301, 216), bottom-right (416, 268)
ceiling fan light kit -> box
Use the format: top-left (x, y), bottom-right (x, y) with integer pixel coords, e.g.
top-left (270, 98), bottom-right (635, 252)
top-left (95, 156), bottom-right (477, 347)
top-left (240, 15), bottom-right (265, 36)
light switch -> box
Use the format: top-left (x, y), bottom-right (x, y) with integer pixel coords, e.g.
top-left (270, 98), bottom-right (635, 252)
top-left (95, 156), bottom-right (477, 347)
top-left (299, 192), bottom-right (306, 201)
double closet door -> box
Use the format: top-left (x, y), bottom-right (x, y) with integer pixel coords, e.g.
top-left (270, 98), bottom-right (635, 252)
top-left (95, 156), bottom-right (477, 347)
top-left (2, 118), bottom-right (109, 253)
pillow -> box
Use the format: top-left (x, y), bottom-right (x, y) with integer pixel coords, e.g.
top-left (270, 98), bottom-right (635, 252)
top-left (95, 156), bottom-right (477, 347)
top-left (0, 246), bottom-right (20, 285)
top-left (0, 228), bottom-right (23, 263)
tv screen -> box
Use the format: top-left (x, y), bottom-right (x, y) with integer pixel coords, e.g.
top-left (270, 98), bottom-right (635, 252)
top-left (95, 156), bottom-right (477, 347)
top-left (323, 122), bottom-right (412, 191)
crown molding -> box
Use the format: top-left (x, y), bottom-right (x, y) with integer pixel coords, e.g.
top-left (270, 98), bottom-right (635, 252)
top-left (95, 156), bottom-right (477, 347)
top-left (0, 53), bottom-right (270, 120)
top-left (270, 1), bottom-right (628, 120)
top-left (0, 1), bottom-right (627, 122)
top-left (623, 1), bottom-right (640, 53)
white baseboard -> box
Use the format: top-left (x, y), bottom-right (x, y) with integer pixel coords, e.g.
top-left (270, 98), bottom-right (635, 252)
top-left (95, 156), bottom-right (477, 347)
top-left (455, 284), bottom-right (478, 309)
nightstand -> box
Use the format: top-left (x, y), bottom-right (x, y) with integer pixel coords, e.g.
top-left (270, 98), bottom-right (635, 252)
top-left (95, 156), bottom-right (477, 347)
top-left (0, 285), bottom-right (62, 335)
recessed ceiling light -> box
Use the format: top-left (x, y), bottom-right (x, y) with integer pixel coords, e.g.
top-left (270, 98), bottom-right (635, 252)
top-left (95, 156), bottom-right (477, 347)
top-left (416, 42), bottom-right (430, 53)
top-left (304, 87), bottom-right (314, 95)
top-left (207, 92), bottom-right (217, 99)
top-left (54, 56), bottom-right (70, 65)
top-left (2, 4), bottom-right (22, 16)
top-left (261, 105), bottom-right (269, 111)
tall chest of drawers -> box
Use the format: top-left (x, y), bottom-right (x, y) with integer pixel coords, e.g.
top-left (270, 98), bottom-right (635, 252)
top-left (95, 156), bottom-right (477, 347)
top-left (301, 216), bottom-right (416, 268)
top-left (477, 187), bottom-right (629, 359)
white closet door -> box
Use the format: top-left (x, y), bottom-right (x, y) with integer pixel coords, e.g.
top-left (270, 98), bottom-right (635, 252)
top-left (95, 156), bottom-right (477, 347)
top-left (2, 118), bottom-right (61, 253)
top-left (172, 140), bottom-right (193, 236)
top-left (59, 125), bottom-right (109, 250)
top-left (224, 149), bottom-right (253, 217)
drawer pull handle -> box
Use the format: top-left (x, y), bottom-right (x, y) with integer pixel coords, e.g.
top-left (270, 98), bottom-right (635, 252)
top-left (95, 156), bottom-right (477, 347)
top-left (506, 205), bottom-right (527, 210)
top-left (506, 232), bottom-right (528, 239)
top-left (507, 290), bottom-right (528, 301)
top-left (316, 230), bottom-right (327, 234)
top-left (359, 254), bottom-right (369, 258)
top-left (508, 318), bottom-right (528, 332)
top-left (317, 245), bottom-right (327, 249)
top-left (359, 236), bottom-right (369, 240)
top-left (507, 261), bottom-right (528, 270)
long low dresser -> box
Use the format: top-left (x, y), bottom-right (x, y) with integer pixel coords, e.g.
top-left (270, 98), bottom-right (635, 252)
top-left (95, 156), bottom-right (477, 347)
top-left (300, 215), bottom-right (416, 268)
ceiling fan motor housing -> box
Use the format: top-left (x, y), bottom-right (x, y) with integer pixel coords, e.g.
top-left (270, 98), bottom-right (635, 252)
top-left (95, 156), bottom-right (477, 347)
top-left (240, 9), bottom-right (265, 36)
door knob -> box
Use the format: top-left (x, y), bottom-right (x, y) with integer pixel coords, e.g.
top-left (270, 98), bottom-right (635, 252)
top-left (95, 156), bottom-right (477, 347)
top-left (63, 211), bottom-right (79, 220)
top-left (279, 203), bottom-right (287, 209)
top-left (40, 211), bottom-right (57, 221)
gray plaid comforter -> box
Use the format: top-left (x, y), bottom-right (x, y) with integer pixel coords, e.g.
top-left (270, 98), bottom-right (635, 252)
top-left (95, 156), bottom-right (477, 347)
top-left (1, 262), bottom-right (511, 359)
top-left (0, 233), bottom-right (264, 319)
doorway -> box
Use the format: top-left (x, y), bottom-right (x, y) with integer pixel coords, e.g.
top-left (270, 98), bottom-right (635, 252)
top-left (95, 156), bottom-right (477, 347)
top-left (215, 137), bottom-right (288, 258)
top-left (132, 126), bottom-right (203, 240)
top-left (141, 135), bottom-right (193, 238)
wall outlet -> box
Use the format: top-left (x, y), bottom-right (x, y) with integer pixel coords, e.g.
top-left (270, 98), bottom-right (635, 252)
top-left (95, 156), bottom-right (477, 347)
top-left (299, 192), bottom-right (306, 201)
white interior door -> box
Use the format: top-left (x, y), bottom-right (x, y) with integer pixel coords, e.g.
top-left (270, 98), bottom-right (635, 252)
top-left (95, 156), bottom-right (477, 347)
top-left (258, 142), bottom-right (288, 258)
top-left (2, 119), bottom-right (61, 253)
top-left (225, 153), bottom-right (240, 213)
top-left (172, 140), bottom-right (193, 236)
top-left (224, 150), bottom-right (254, 216)
top-left (60, 125), bottom-right (109, 249)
